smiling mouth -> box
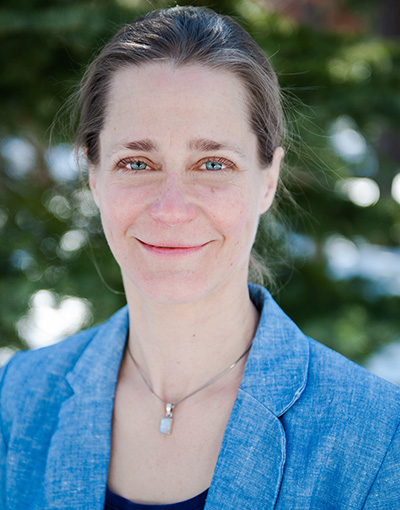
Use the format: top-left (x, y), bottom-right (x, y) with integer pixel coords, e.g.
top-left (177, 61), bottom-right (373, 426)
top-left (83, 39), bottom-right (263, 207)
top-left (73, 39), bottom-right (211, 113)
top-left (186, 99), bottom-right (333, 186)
top-left (137, 239), bottom-right (208, 254)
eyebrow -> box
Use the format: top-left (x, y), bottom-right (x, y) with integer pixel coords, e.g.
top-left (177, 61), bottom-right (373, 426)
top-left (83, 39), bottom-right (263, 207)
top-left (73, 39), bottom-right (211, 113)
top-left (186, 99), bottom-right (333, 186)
top-left (110, 137), bottom-right (245, 158)
top-left (110, 139), bottom-right (159, 155)
top-left (188, 138), bottom-right (246, 158)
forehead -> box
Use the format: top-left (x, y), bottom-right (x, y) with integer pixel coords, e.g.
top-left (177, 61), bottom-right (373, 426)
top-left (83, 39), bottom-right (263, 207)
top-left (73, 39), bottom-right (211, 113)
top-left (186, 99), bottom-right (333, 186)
top-left (101, 63), bottom-right (254, 151)
top-left (106, 61), bottom-right (249, 110)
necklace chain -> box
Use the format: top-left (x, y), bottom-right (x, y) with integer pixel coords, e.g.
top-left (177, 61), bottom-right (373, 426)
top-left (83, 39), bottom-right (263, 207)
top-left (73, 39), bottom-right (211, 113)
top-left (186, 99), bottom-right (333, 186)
top-left (126, 340), bottom-right (252, 434)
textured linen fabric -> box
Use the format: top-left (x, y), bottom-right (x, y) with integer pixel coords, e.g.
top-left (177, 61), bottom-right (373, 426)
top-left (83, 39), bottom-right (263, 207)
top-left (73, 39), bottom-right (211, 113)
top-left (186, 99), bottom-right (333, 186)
top-left (1, 284), bottom-right (400, 509)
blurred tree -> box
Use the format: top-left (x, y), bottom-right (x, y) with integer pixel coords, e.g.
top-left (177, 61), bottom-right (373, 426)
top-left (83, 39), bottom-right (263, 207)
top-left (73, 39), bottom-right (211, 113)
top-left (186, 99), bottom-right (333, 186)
top-left (0, 0), bottom-right (399, 366)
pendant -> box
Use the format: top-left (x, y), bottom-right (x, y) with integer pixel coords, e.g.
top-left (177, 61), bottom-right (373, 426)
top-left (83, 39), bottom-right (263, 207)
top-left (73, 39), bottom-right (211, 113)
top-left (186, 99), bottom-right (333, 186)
top-left (160, 403), bottom-right (174, 435)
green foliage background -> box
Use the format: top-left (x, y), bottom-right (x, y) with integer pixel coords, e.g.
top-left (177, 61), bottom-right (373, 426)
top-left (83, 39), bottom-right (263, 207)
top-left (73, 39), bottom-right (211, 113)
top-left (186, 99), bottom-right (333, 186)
top-left (1, 0), bottom-right (399, 365)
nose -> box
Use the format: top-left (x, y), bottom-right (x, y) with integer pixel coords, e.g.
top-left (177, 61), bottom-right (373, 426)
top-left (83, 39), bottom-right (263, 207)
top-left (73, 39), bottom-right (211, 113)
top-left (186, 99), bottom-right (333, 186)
top-left (150, 177), bottom-right (196, 226)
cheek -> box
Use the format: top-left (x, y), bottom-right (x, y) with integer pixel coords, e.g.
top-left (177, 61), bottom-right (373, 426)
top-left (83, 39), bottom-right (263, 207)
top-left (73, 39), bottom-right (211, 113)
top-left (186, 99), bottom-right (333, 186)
top-left (98, 184), bottom-right (145, 230)
top-left (211, 191), bottom-right (259, 246)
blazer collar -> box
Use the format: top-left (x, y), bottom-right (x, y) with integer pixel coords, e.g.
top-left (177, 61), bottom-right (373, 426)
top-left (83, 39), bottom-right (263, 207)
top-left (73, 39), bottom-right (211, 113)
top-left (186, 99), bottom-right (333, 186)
top-left (65, 284), bottom-right (310, 413)
top-left (241, 284), bottom-right (309, 416)
top-left (62, 284), bottom-right (308, 415)
top-left (66, 305), bottom-right (129, 395)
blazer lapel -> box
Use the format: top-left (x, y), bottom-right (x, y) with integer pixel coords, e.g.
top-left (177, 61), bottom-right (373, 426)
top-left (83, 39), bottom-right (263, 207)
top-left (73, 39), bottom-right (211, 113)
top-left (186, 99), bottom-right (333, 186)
top-left (205, 286), bottom-right (309, 509)
top-left (205, 391), bottom-right (286, 509)
top-left (42, 306), bottom-right (129, 509)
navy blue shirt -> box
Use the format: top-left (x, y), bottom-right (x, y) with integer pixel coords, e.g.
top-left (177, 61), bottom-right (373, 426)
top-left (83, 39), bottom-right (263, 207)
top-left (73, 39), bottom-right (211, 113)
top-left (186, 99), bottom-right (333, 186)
top-left (105, 487), bottom-right (208, 510)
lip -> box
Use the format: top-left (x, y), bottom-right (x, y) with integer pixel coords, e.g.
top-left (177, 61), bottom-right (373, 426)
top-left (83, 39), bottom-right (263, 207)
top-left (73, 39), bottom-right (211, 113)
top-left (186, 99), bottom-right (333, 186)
top-left (137, 239), bottom-right (209, 256)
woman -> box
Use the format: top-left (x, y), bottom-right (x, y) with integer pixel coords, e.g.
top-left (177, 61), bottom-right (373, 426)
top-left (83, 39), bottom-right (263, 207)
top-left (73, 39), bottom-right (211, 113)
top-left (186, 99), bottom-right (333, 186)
top-left (1, 6), bottom-right (399, 510)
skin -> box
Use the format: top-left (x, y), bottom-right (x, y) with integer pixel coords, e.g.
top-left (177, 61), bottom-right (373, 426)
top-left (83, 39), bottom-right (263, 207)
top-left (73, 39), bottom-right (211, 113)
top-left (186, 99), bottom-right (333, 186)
top-left (89, 62), bottom-right (283, 504)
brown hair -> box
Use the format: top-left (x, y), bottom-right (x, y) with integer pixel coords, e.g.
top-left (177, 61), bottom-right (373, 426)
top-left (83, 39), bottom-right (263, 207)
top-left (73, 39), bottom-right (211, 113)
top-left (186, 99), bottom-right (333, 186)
top-left (76, 5), bottom-right (283, 168)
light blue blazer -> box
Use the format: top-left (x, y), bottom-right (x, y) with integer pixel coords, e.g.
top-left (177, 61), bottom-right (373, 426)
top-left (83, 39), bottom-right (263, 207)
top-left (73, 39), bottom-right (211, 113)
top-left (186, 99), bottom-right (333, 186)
top-left (1, 285), bottom-right (400, 509)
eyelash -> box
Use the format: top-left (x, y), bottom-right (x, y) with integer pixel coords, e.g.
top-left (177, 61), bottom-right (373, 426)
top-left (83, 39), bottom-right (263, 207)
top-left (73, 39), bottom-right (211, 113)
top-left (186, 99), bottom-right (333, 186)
top-left (114, 156), bottom-right (236, 173)
top-left (115, 158), bottom-right (153, 172)
top-left (198, 157), bottom-right (235, 171)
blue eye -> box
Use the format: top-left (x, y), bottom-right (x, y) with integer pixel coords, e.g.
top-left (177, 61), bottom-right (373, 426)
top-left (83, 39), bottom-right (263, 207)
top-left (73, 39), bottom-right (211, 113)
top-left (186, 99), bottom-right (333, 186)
top-left (205, 161), bottom-right (223, 171)
top-left (128, 161), bottom-right (147, 170)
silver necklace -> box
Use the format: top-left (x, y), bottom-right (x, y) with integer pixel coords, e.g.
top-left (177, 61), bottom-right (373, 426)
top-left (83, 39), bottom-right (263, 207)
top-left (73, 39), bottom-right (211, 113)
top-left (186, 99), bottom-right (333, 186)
top-left (126, 341), bottom-right (252, 435)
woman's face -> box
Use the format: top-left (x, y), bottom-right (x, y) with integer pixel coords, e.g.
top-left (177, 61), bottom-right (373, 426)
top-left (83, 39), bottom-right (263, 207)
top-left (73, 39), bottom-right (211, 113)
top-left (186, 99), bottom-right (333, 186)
top-left (89, 63), bottom-right (282, 305)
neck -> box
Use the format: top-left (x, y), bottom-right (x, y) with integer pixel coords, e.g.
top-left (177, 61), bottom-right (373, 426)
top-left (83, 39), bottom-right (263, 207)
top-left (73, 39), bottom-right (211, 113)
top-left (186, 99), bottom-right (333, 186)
top-left (122, 280), bottom-right (259, 403)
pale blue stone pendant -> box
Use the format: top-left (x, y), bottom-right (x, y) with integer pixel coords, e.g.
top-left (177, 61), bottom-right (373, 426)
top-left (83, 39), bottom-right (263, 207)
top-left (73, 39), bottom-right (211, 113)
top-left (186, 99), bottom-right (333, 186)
top-left (160, 403), bottom-right (174, 435)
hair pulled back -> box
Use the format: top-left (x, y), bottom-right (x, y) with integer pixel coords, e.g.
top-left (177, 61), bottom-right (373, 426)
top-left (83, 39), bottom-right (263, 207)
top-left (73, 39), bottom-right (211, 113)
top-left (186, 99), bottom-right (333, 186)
top-left (76, 6), bottom-right (283, 167)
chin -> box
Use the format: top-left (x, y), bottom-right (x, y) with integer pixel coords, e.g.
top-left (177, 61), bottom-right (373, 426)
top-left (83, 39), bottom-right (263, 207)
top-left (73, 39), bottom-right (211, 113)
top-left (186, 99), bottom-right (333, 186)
top-left (125, 271), bottom-right (217, 306)
top-left (121, 258), bottom-right (250, 307)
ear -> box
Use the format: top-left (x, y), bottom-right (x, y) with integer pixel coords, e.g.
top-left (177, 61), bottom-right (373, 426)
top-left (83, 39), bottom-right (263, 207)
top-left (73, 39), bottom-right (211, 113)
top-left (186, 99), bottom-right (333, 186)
top-left (86, 154), bottom-right (100, 208)
top-left (259, 147), bottom-right (284, 214)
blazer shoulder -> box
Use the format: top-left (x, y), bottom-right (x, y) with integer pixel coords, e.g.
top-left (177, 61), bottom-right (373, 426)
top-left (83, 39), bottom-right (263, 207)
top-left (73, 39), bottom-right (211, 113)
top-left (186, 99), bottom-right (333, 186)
top-left (309, 336), bottom-right (399, 387)
top-left (3, 322), bottom-right (101, 380)
top-left (306, 336), bottom-right (400, 419)
top-left (0, 323), bottom-right (100, 428)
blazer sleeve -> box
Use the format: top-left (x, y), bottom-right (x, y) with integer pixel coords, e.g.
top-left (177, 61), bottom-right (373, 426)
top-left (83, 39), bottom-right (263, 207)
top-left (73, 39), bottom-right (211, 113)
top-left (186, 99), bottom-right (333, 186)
top-left (0, 361), bottom-right (9, 510)
top-left (363, 421), bottom-right (400, 509)
top-left (0, 353), bottom-right (21, 509)
top-left (0, 430), bottom-right (5, 510)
